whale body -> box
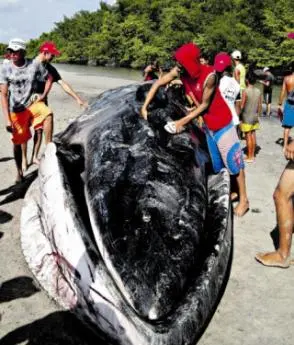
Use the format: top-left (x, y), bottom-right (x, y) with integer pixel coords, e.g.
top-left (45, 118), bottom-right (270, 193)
top-left (21, 83), bottom-right (233, 345)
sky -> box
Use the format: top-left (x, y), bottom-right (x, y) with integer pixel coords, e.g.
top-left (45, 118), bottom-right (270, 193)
top-left (0, 0), bottom-right (116, 43)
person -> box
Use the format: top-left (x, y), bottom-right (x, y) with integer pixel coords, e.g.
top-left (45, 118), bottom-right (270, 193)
top-left (259, 67), bottom-right (274, 117)
top-left (141, 43), bottom-right (249, 216)
top-left (231, 50), bottom-right (246, 115)
top-left (215, 52), bottom-right (240, 128)
top-left (200, 53), bottom-right (209, 66)
top-left (143, 60), bottom-right (161, 81)
top-left (30, 41), bottom-right (88, 165)
top-left (0, 38), bottom-right (53, 182)
top-left (255, 140), bottom-right (294, 268)
top-left (240, 74), bottom-right (262, 162)
top-left (278, 62), bottom-right (294, 152)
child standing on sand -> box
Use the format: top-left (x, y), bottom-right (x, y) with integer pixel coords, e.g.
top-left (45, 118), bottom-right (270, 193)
top-left (240, 74), bottom-right (262, 163)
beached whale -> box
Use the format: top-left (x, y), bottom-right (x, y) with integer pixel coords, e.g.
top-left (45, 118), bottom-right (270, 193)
top-left (20, 83), bottom-right (233, 345)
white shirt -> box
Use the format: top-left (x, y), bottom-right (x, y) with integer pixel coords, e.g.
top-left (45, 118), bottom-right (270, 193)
top-left (219, 75), bottom-right (240, 125)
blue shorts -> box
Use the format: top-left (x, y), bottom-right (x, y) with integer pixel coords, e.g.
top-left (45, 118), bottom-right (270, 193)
top-left (282, 101), bottom-right (294, 128)
top-left (205, 123), bottom-right (244, 175)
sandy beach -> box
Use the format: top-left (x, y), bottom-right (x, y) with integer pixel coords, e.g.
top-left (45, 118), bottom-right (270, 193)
top-left (1, 68), bottom-right (294, 345)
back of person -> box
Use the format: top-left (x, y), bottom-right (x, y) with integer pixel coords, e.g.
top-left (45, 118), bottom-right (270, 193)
top-left (242, 86), bottom-right (261, 124)
top-left (219, 75), bottom-right (240, 125)
top-left (235, 63), bottom-right (246, 90)
top-left (264, 72), bottom-right (274, 93)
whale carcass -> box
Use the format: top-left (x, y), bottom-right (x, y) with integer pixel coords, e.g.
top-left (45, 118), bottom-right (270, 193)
top-left (20, 83), bottom-right (233, 345)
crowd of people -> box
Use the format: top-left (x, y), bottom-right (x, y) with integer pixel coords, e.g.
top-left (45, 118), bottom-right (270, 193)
top-left (142, 42), bottom-right (294, 267)
top-left (1, 37), bottom-right (294, 268)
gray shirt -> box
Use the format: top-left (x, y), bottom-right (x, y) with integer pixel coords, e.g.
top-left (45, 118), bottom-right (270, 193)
top-left (0, 58), bottom-right (47, 112)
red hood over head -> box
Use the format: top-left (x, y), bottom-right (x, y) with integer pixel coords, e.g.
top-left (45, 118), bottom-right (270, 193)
top-left (173, 43), bottom-right (201, 79)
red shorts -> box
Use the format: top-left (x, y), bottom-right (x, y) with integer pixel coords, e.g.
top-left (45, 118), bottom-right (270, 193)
top-left (10, 102), bottom-right (52, 145)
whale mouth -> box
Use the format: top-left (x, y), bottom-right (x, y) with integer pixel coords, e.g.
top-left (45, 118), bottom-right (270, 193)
top-left (21, 84), bottom-right (233, 345)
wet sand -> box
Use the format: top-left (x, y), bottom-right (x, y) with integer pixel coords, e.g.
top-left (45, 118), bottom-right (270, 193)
top-left (0, 70), bottom-right (293, 345)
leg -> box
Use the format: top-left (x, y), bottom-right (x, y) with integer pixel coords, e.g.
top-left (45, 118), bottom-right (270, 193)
top-left (43, 114), bottom-right (53, 144)
top-left (255, 163), bottom-right (294, 267)
top-left (267, 103), bottom-right (271, 116)
top-left (13, 144), bottom-right (23, 183)
top-left (252, 130), bottom-right (257, 155)
top-left (30, 129), bottom-right (43, 165)
top-left (21, 142), bottom-right (28, 171)
top-left (247, 131), bottom-right (255, 160)
top-left (244, 131), bottom-right (254, 161)
top-left (234, 168), bottom-right (249, 217)
top-left (283, 127), bottom-right (291, 151)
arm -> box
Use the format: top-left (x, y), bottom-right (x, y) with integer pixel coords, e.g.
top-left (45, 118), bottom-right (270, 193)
top-left (240, 90), bottom-right (247, 112)
top-left (38, 74), bottom-right (54, 102)
top-left (234, 68), bottom-right (240, 83)
top-left (58, 79), bottom-right (88, 107)
top-left (278, 78), bottom-right (287, 106)
top-left (0, 83), bottom-right (11, 127)
top-left (141, 66), bottom-right (179, 119)
top-left (173, 74), bottom-right (216, 131)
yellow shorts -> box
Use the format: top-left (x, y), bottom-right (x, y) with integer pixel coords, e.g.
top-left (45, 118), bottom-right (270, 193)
top-left (10, 102), bottom-right (52, 145)
top-left (28, 102), bottom-right (52, 130)
top-left (240, 122), bottom-right (260, 133)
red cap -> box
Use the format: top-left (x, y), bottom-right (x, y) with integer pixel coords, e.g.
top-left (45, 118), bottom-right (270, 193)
top-left (39, 41), bottom-right (60, 56)
top-left (173, 43), bottom-right (201, 78)
top-left (214, 52), bottom-right (231, 72)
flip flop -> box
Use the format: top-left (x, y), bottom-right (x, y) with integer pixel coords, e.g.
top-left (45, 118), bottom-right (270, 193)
top-left (164, 122), bottom-right (184, 134)
top-left (244, 158), bottom-right (255, 163)
top-left (255, 252), bottom-right (290, 268)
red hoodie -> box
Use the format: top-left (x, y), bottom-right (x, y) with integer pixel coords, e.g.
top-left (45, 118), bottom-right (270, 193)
top-left (174, 43), bottom-right (232, 131)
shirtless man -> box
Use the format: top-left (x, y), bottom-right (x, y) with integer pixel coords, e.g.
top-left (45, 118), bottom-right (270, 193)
top-left (278, 63), bottom-right (294, 151)
top-left (255, 62), bottom-right (294, 268)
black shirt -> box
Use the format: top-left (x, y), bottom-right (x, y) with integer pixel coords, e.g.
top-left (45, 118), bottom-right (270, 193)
top-left (33, 63), bottom-right (61, 94)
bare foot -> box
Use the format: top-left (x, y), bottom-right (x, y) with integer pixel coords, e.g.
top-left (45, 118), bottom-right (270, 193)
top-left (255, 251), bottom-right (290, 268)
top-left (234, 200), bottom-right (249, 217)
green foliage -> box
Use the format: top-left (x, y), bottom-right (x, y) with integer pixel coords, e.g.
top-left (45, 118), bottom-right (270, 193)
top-left (16, 0), bottom-right (294, 69)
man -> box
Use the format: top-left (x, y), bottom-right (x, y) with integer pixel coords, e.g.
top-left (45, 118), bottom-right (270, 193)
top-left (141, 43), bottom-right (249, 217)
top-left (0, 38), bottom-right (53, 182)
top-left (215, 52), bottom-right (240, 127)
top-left (231, 50), bottom-right (246, 115)
top-left (278, 62), bottom-right (294, 151)
top-left (143, 60), bottom-right (162, 81)
top-left (255, 140), bottom-right (294, 268)
top-left (30, 41), bottom-right (87, 165)
top-left (260, 67), bottom-right (274, 117)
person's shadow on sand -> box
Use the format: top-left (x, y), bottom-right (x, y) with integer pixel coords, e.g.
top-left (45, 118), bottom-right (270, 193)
top-left (0, 311), bottom-right (111, 345)
top-left (0, 210), bottom-right (13, 224)
top-left (0, 157), bottom-right (14, 163)
top-left (0, 170), bottom-right (38, 206)
top-left (0, 277), bottom-right (40, 303)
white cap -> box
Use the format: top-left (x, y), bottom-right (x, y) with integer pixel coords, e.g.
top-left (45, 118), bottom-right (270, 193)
top-left (263, 67), bottom-right (269, 72)
top-left (7, 38), bottom-right (26, 51)
top-left (231, 50), bottom-right (242, 60)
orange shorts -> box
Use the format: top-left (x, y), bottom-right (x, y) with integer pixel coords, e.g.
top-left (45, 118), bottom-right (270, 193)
top-left (10, 102), bottom-right (52, 145)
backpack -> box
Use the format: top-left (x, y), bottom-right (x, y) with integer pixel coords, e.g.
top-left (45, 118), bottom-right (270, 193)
top-left (287, 90), bottom-right (294, 105)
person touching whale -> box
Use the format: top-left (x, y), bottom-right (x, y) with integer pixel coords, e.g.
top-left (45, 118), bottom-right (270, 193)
top-left (141, 43), bottom-right (249, 217)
